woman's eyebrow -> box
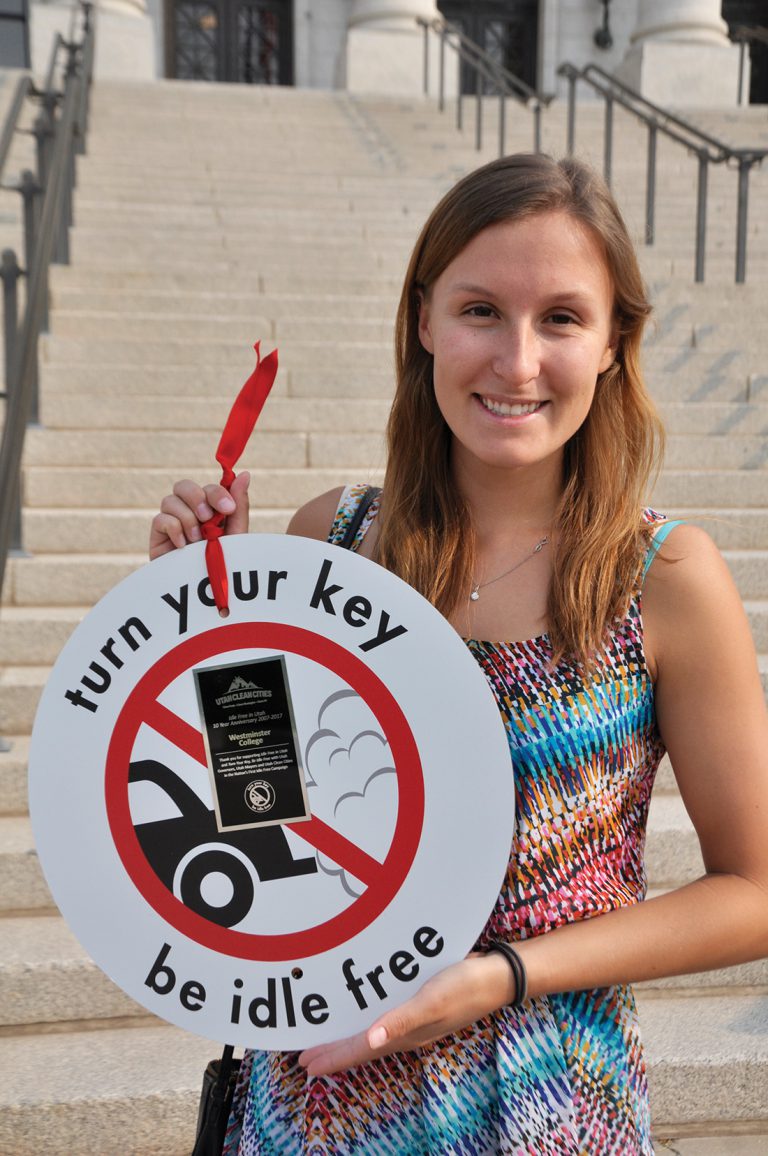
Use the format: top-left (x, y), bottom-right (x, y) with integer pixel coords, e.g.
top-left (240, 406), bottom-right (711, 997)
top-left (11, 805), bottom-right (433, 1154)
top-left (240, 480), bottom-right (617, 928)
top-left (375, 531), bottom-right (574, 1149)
top-left (448, 281), bottom-right (495, 295)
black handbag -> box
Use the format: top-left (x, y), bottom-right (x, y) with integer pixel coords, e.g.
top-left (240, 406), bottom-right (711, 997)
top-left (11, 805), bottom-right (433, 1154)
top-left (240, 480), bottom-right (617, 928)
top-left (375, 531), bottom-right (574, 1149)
top-left (190, 484), bottom-right (381, 1156)
top-left (191, 1045), bottom-right (241, 1156)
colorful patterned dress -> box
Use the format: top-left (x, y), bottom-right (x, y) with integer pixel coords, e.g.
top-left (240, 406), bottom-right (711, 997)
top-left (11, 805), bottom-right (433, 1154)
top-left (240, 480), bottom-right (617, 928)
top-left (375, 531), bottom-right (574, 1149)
top-left (225, 484), bottom-right (669, 1156)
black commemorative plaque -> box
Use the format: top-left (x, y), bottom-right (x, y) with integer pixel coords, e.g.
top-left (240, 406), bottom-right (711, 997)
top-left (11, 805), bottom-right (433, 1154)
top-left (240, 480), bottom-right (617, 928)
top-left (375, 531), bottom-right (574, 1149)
top-left (193, 655), bottom-right (310, 832)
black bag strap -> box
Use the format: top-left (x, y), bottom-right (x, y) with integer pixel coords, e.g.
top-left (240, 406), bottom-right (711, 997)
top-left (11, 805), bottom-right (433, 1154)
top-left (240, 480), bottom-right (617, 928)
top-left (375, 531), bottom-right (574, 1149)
top-left (338, 486), bottom-right (382, 551)
top-left (191, 1044), bottom-right (238, 1156)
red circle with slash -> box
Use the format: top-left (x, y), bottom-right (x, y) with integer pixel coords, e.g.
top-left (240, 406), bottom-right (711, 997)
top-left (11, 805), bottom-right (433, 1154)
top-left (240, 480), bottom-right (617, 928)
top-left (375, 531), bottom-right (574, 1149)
top-left (105, 623), bottom-right (424, 961)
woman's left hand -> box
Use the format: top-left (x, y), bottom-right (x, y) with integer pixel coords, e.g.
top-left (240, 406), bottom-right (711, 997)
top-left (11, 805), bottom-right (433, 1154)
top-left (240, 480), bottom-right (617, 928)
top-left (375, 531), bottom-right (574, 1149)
top-left (298, 951), bottom-right (515, 1076)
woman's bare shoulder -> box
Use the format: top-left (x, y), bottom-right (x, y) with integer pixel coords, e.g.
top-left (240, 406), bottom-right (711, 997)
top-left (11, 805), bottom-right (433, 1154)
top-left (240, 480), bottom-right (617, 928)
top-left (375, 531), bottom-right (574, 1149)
top-left (286, 487), bottom-right (346, 542)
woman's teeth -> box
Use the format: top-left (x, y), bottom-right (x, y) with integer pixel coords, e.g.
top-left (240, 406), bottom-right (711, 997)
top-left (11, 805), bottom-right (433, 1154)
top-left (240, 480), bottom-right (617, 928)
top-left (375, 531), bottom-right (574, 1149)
top-left (480, 397), bottom-right (542, 417)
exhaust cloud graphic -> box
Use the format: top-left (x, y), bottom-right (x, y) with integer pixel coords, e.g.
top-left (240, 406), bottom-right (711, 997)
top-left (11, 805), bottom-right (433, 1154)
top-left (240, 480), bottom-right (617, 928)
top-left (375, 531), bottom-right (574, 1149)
top-left (305, 690), bottom-right (396, 897)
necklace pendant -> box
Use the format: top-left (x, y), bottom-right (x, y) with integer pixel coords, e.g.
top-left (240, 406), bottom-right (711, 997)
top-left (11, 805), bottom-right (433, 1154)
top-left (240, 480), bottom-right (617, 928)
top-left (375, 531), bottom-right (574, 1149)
top-left (469, 588), bottom-right (480, 602)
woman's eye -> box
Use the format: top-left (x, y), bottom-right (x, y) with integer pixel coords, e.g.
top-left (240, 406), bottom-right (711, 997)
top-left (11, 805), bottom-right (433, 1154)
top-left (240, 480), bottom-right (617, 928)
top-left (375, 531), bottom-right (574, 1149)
top-left (464, 304), bottom-right (495, 318)
top-left (548, 312), bottom-right (576, 326)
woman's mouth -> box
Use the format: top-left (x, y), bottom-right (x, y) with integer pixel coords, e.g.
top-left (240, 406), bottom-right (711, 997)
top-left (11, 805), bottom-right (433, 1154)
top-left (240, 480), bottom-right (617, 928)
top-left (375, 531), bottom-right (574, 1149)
top-left (478, 396), bottom-right (544, 417)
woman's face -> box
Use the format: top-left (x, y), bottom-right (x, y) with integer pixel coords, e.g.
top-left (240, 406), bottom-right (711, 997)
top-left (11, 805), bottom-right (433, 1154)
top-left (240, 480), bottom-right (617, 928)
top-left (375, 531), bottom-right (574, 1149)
top-left (417, 210), bottom-right (617, 484)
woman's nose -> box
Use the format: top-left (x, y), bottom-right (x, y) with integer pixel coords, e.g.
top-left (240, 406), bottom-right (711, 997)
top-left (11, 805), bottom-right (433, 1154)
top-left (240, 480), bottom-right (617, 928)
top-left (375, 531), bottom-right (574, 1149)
top-left (491, 324), bottom-right (540, 386)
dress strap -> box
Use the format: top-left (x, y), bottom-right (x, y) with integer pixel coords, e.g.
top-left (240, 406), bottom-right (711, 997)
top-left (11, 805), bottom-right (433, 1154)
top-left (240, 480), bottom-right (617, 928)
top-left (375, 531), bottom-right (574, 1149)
top-left (328, 484), bottom-right (382, 551)
top-left (641, 519), bottom-right (685, 583)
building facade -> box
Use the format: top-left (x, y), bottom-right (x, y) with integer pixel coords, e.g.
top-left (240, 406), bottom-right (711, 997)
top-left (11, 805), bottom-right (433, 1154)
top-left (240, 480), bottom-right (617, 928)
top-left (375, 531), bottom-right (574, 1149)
top-left (28, 0), bottom-right (767, 105)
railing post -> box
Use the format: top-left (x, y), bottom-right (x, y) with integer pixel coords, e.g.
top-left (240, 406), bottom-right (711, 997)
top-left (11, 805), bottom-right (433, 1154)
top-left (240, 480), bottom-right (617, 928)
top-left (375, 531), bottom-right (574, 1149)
top-left (603, 93), bottom-right (613, 188)
top-left (1, 250), bottom-right (21, 398)
top-left (566, 71), bottom-right (576, 155)
top-left (735, 155), bottom-right (751, 285)
top-left (498, 91), bottom-right (505, 158)
top-left (456, 50), bottom-right (463, 132)
top-left (695, 152), bottom-right (709, 283)
top-left (77, 3), bottom-right (94, 152)
top-left (475, 67), bottom-right (482, 151)
top-left (422, 21), bottom-right (429, 96)
top-left (645, 122), bottom-right (657, 245)
top-left (19, 169), bottom-right (46, 340)
top-left (32, 109), bottom-right (54, 194)
top-left (533, 103), bottom-right (541, 154)
top-left (438, 26), bottom-right (446, 112)
top-left (18, 173), bottom-right (41, 421)
top-left (737, 40), bottom-right (747, 106)
top-left (0, 251), bottom-right (24, 557)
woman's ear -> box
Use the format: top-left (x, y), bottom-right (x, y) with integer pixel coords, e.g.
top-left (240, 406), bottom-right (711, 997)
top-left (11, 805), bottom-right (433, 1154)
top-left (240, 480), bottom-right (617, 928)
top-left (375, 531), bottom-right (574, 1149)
top-left (598, 342), bottom-right (616, 374)
top-left (416, 289), bottom-right (434, 354)
top-left (598, 325), bottom-right (619, 374)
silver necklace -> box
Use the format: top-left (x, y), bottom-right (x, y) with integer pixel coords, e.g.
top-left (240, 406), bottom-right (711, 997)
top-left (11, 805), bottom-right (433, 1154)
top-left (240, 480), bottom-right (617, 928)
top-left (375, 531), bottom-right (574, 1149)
top-left (470, 536), bottom-right (549, 601)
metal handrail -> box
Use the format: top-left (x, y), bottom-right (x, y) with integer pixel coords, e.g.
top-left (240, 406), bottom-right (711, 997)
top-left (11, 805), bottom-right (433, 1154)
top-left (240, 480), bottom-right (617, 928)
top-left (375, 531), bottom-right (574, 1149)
top-left (732, 23), bottom-right (768, 47)
top-left (0, 0), bottom-right (96, 615)
top-left (731, 25), bottom-right (768, 105)
top-left (558, 61), bottom-right (767, 284)
top-left (0, 76), bottom-right (33, 178)
top-left (417, 16), bottom-right (554, 156)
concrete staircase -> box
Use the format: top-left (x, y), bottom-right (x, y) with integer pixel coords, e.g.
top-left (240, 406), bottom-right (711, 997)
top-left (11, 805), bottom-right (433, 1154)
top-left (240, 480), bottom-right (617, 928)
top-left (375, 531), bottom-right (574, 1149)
top-left (0, 80), bottom-right (767, 1154)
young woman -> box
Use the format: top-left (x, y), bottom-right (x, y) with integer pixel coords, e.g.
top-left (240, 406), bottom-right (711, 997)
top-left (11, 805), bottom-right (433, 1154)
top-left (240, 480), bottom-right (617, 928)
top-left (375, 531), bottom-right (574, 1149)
top-left (150, 154), bottom-right (768, 1155)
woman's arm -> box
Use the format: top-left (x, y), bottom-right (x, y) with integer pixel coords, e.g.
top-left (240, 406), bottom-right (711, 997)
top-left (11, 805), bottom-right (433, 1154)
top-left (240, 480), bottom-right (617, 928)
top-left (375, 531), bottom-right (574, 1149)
top-left (300, 524), bottom-right (768, 1075)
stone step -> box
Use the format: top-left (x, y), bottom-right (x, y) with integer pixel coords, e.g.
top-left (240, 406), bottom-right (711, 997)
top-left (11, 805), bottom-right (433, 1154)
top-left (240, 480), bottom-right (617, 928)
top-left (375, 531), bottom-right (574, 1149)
top-left (33, 393), bottom-right (768, 438)
top-left (0, 993), bottom-right (765, 1153)
top-left (652, 472), bottom-right (768, 508)
top-left (39, 335), bottom-right (764, 387)
top-left (48, 265), bottom-right (404, 297)
top-left (0, 903), bottom-right (765, 1039)
top-left (40, 336), bottom-right (397, 370)
top-left (19, 506), bottom-right (293, 554)
top-left (3, 539), bottom-right (768, 615)
top-left (43, 310), bottom-right (768, 358)
top-left (639, 993), bottom-right (768, 1131)
top-left (36, 360), bottom-right (760, 405)
top-left (23, 429), bottom-right (387, 470)
top-left (0, 735), bottom-right (29, 815)
top-left (2, 555), bottom-right (766, 656)
top-left (45, 286), bottom-right (768, 332)
top-left (49, 289), bottom-right (400, 319)
top-left (0, 1022), bottom-right (214, 1156)
top-left (21, 427), bottom-right (764, 472)
top-left (0, 816), bottom-right (55, 910)
top-left (37, 394), bottom-right (393, 433)
top-left (13, 463), bottom-right (764, 515)
top-left (22, 467), bottom-right (376, 511)
top-left (0, 915), bottom-right (144, 1026)
top-left (0, 773), bottom-right (736, 910)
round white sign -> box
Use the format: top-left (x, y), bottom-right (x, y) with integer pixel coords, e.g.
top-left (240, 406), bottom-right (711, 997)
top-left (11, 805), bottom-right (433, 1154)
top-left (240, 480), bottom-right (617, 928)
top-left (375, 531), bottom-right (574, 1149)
top-left (29, 534), bottom-right (514, 1048)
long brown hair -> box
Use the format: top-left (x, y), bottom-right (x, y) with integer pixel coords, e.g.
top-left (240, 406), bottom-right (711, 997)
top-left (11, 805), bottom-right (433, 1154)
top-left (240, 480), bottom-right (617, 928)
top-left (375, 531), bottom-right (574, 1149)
top-left (376, 153), bottom-right (664, 664)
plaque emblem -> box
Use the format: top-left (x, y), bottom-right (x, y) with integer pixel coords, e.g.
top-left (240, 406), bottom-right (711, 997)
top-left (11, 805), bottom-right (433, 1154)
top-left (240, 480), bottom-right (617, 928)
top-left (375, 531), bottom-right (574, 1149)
top-left (245, 779), bottom-right (276, 814)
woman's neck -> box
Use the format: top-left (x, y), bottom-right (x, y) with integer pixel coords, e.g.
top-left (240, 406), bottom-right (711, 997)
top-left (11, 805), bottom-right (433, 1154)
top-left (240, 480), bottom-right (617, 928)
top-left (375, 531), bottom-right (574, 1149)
top-left (452, 453), bottom-right (563, 545)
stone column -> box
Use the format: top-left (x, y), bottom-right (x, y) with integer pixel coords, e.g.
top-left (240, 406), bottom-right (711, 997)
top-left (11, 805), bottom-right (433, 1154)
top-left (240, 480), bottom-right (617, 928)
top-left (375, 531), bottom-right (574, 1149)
top-left (31, 0), bottom-right (156, 79)
top-left (346, 0), bottom-right (446, 95)
top-left (616, 0), bottom-right (744, 106)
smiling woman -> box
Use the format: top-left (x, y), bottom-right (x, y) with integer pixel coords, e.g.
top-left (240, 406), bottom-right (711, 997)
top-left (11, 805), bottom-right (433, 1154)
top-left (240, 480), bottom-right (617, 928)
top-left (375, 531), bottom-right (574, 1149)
top-left (379, 155), bottom-right (661, 659)
top-left (149, 153), bottom-right (768, 1156)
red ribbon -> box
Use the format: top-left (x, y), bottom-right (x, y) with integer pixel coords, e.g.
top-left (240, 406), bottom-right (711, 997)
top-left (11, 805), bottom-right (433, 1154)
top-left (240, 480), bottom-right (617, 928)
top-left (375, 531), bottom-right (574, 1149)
top-left (201, 342), bottom-right (279, 613)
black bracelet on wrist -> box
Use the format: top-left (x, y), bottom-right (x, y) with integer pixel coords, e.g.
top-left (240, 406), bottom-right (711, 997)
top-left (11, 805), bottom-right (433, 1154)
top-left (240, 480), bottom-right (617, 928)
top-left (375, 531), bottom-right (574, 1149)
top-left (487, 940), bottom-right (528, 1007)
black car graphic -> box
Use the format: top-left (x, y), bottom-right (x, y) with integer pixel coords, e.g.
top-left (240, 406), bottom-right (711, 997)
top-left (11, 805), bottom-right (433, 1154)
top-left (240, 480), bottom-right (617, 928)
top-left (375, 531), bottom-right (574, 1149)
top-left (128, 759), bottom-right (317, 927)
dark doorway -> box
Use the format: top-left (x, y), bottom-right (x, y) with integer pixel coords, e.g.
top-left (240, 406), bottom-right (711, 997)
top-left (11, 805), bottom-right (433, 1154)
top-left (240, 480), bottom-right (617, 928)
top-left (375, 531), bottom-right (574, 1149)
top-left (165, 0), bottom-right (293, 84)
top-left (723, 1), bottom-right (768, 103)
top-left (437, 0), bottom-right (539, 92)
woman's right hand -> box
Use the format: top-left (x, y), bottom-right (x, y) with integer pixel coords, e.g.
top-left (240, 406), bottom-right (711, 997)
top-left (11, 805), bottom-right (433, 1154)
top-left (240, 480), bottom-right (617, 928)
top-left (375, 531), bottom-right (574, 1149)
top-left (149, 471), bottom-right (250, 560)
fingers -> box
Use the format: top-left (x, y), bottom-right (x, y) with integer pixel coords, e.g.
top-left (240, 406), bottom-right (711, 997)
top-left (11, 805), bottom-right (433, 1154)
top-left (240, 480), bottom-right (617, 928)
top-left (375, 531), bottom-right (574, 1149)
top-left (226, 470), bottom-right (250, 535)
top-left (298, 999), bottom-right (441, 1077)
top-left (148, 473), bottom-right (250, 560)
top-left (297, 957), bottom-right (507, 1077)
